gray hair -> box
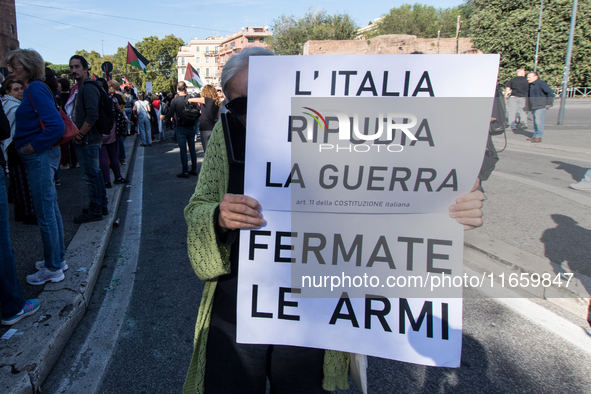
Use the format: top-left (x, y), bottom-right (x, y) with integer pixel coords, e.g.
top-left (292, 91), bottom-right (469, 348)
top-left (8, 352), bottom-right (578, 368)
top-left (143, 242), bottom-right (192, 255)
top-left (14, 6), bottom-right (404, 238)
top-left (5, 49), bottom-right (46, 82)
top-left (221, 46), bottom-right (274, 97)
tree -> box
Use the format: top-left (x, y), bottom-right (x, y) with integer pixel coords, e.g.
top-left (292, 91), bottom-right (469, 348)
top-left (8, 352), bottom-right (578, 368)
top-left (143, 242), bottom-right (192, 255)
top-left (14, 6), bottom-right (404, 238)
top-left (374, 3), bottom-right (439, 38)
top-left (45, 62), bottom-right (70, 79)
top-left (372, 3), bottom-right (470, 39)
top-left (110, 35), bottom-right (184, 94)
top-left (468, 0), bottom-right (591, 88)
top-left (269, 8), bottom-right (357, 55)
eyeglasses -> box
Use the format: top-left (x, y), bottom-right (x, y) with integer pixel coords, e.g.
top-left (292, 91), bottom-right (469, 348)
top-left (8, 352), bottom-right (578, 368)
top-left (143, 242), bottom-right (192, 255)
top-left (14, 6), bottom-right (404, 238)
top-left (225, 96), bottom-right (247, 117)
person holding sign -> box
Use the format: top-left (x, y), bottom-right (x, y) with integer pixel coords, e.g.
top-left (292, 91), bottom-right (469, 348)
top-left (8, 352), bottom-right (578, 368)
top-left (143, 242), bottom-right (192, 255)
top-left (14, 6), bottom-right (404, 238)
top-left (183, 47), bottom-right (485, 394)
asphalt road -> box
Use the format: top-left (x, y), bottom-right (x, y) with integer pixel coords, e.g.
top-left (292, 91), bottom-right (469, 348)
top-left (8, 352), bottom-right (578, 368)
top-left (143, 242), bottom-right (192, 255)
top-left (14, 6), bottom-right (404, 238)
top-left (40, 102), bottom-right (591, 393)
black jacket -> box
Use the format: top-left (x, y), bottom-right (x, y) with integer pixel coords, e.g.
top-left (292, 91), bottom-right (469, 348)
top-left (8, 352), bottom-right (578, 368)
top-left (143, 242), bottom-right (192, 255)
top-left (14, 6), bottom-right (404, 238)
top-left (527, 79), bottom-right (554, 111)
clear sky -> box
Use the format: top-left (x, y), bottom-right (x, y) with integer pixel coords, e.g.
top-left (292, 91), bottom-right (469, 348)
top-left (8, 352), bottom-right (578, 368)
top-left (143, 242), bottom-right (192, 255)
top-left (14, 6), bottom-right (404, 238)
top-left (14, 0), bottom-right (464, 65)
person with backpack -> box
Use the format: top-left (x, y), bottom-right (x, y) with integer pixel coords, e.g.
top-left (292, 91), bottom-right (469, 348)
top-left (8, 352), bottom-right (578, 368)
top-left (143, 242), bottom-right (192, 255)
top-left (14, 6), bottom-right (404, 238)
top-left (163, 81), bottom-right (200, 178)
top-left (69, 54), bottom-right (108, 223)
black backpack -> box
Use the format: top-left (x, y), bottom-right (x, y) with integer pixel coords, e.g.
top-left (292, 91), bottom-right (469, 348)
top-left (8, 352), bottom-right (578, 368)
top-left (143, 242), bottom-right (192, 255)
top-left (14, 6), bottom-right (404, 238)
top-left (83, 81), bottom-right (115, 135)
top-left (179, 95), bottom-right (200, 127)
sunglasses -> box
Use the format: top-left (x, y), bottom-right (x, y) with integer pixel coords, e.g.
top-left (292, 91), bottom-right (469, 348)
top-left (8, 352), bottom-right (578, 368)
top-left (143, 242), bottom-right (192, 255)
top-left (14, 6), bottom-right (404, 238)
top-left (225, 96), bottom-right (247, 117)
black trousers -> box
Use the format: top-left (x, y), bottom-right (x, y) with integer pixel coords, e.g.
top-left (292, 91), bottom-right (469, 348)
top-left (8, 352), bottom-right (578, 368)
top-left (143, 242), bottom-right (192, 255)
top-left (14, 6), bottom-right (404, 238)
top-left (204, 311), bottom-right (327, 394)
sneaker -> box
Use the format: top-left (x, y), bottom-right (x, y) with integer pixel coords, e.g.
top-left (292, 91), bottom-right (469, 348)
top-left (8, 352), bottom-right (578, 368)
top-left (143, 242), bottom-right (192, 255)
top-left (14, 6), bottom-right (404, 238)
top-left (114, 177), bottom-right (129, 184)
top-left (1, 299), bottom-right (40, 326)
top-left (569, 181), bottom-right (591, 191)
top-left (82, 206), bottom-right (108, 216)
top-left (105, 182), bottom-right (112, 188)
top-left (188, 170), bottom-right (198, 176)
top-left (55, 180), bottom-right (61, 186)
top-left (153, 139), bottom-right (161, 143)
top-left (177, 173), bottom-right (190, 178)
top-left (119, 159), bottom-right (126, 165)
top-left (75, 162), bottom-right (80, 168)
top-left (35, 259), bottom-right (68, 271)
top-left (60, 164), bottom-right (70, 170)
top-left (27, 268), bottom-right (64, 285)
top-left (74, 212), bottom-right (103, 223)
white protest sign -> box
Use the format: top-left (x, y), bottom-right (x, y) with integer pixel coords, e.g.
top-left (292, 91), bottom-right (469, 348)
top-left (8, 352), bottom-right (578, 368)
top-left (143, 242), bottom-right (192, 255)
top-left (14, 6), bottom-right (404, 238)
top-left (237, 54), bottom-right (499, 367)
top-left (145, 81), bottom-right (152, 93)
top-left (245, 54), bottom-right (499, 213)
top-left (236, 210), bottom-right (463, 367)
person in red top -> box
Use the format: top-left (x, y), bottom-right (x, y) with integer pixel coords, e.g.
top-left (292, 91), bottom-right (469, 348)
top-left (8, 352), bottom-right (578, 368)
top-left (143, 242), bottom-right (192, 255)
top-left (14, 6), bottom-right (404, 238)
top-left (150, 94), bottom-right (163, 142)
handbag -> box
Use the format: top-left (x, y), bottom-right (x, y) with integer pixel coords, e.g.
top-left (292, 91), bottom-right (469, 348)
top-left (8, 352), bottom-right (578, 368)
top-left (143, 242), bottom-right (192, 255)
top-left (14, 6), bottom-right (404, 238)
top-left (28, 84), bottom-right (79, 146)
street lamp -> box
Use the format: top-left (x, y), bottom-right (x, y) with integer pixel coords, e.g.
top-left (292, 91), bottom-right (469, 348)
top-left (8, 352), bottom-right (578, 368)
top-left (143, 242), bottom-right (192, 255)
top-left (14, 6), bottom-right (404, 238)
top-left (557, 0), bottom-right (579, 125)
top-left (533, 0), bottom-right (543, 73)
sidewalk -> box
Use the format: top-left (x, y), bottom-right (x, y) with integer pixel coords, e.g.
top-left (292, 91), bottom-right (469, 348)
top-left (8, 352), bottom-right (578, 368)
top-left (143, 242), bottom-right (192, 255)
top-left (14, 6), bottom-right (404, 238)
top-left (0, 136), bottom-right (138, 394)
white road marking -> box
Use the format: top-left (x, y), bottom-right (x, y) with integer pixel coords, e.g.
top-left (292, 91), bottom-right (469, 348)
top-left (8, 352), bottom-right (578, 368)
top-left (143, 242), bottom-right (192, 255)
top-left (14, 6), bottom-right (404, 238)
top-left (54, 148), bottom-right (144, 394)
top-left (465, 267), bottom-right (591, 356)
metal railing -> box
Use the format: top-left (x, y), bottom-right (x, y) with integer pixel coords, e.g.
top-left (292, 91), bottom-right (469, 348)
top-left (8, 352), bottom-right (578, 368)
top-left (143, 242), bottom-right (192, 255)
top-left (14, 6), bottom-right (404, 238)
top-left (553, 87), bottom-right (591, 98)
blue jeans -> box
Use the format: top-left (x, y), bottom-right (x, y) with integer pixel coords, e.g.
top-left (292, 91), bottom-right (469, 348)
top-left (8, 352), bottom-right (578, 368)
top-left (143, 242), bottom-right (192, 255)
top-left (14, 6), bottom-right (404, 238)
top-left (532, 108), bottom-right (547, 138)
top-left (75, 144), bottom-right (107, 216)
top-left (124, 108), bottom-right (133, 132)
top-left (0, 170), bottom-right (25, 317)
top-left (18, 146), bottom-right (65, 271)
top-left (176, 124), bottom-right (198, 173)
top-left (138, 114), bottom-right (152, 145)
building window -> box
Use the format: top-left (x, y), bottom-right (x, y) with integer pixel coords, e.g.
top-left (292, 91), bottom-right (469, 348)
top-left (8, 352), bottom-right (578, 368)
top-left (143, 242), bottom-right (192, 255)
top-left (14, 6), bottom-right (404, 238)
top-left (197, 68), bottom-right (201, 75)
top-left (248, 38), bottom-right (255, 43)
top-left (215, 46), bottom-right (218, 51)
top-left (181, 57), bottom-right (185, 65)
top-left (181, 67), bottom-right (185, 75)
top-left (10, 25), bottom-right (15, 34)
top-left (260, 38), bottom-right (265, 43)
top-left (196, 57), bottom-right (200, 63)
top-left (196, 46), bottom-right (200, 51)
top-left (206, 68), bottom-right (210, 77)
top-left (241, 38), bottom-right (243, 44)
top-left (230, 42), bottom-right (235, 48)
top-left (206, 46), bottom-right (209, 54)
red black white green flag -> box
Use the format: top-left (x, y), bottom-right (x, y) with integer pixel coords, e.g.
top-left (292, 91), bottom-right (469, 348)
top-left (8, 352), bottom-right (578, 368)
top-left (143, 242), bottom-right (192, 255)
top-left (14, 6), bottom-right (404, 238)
top-left (184, 63), bottom-right (203, 88)
top-left (126, 42), bottom-right (150, 74)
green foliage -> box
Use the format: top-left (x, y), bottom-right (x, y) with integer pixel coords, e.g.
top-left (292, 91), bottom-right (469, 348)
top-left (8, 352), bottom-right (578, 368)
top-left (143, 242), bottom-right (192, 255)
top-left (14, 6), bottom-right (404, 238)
top-left (372, 3), bottom-right (470, 38)
top-left (269, 8), bottom-right (357, 55)
top-left (45, 62), bottom-right (70, 79)
top-left (468, 0), bottom-right (591, 88)
top-left (73, 35), bottom-right (184, 94)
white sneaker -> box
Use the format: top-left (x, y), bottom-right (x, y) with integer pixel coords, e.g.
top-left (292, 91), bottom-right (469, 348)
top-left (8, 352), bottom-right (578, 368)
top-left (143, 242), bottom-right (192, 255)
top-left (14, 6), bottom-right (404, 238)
top-left (27, 268), bottom-right (65, 285)
top-left (569, 181), bottom-right (591, 191)
top-left (35, 259), bottom-right (68, 271)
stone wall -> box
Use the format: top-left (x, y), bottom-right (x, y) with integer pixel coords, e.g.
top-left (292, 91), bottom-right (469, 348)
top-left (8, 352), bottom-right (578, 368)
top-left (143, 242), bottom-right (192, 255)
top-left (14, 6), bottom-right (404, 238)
top-left (303, 34), bottom-right (474, 55)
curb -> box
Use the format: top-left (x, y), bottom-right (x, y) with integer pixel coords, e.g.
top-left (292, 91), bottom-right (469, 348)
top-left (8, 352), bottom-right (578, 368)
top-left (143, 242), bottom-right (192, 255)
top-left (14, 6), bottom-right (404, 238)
top-left (0, 136), bottom-right (138, 392)
top-left (464, 231), bottom-right (591, 320)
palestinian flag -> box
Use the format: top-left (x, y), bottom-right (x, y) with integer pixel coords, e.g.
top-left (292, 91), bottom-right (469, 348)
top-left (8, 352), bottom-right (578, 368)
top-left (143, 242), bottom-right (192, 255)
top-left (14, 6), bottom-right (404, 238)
top-left (185, 64), bottom-right (203, 88)
top-left (126, 42), bottom-right (150, 74)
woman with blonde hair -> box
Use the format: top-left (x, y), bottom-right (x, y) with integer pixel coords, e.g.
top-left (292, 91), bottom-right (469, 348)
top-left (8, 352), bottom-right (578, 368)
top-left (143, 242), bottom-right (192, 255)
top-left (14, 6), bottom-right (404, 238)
top-left (5, 48), bottom-right (66, 285)
top-left (189, 84), bottom-right (220, 152)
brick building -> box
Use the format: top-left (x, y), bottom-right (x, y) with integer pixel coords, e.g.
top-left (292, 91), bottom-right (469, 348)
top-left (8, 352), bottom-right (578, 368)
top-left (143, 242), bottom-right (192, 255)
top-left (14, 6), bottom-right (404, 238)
top-left (0, 0), bottom-right (19, 66)
top-left (216, 26), bottom-right (272, 78)
top-left (177, 36), bottom-right (223, 90)
top-left (303, 34), bottom-right (474, 55)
